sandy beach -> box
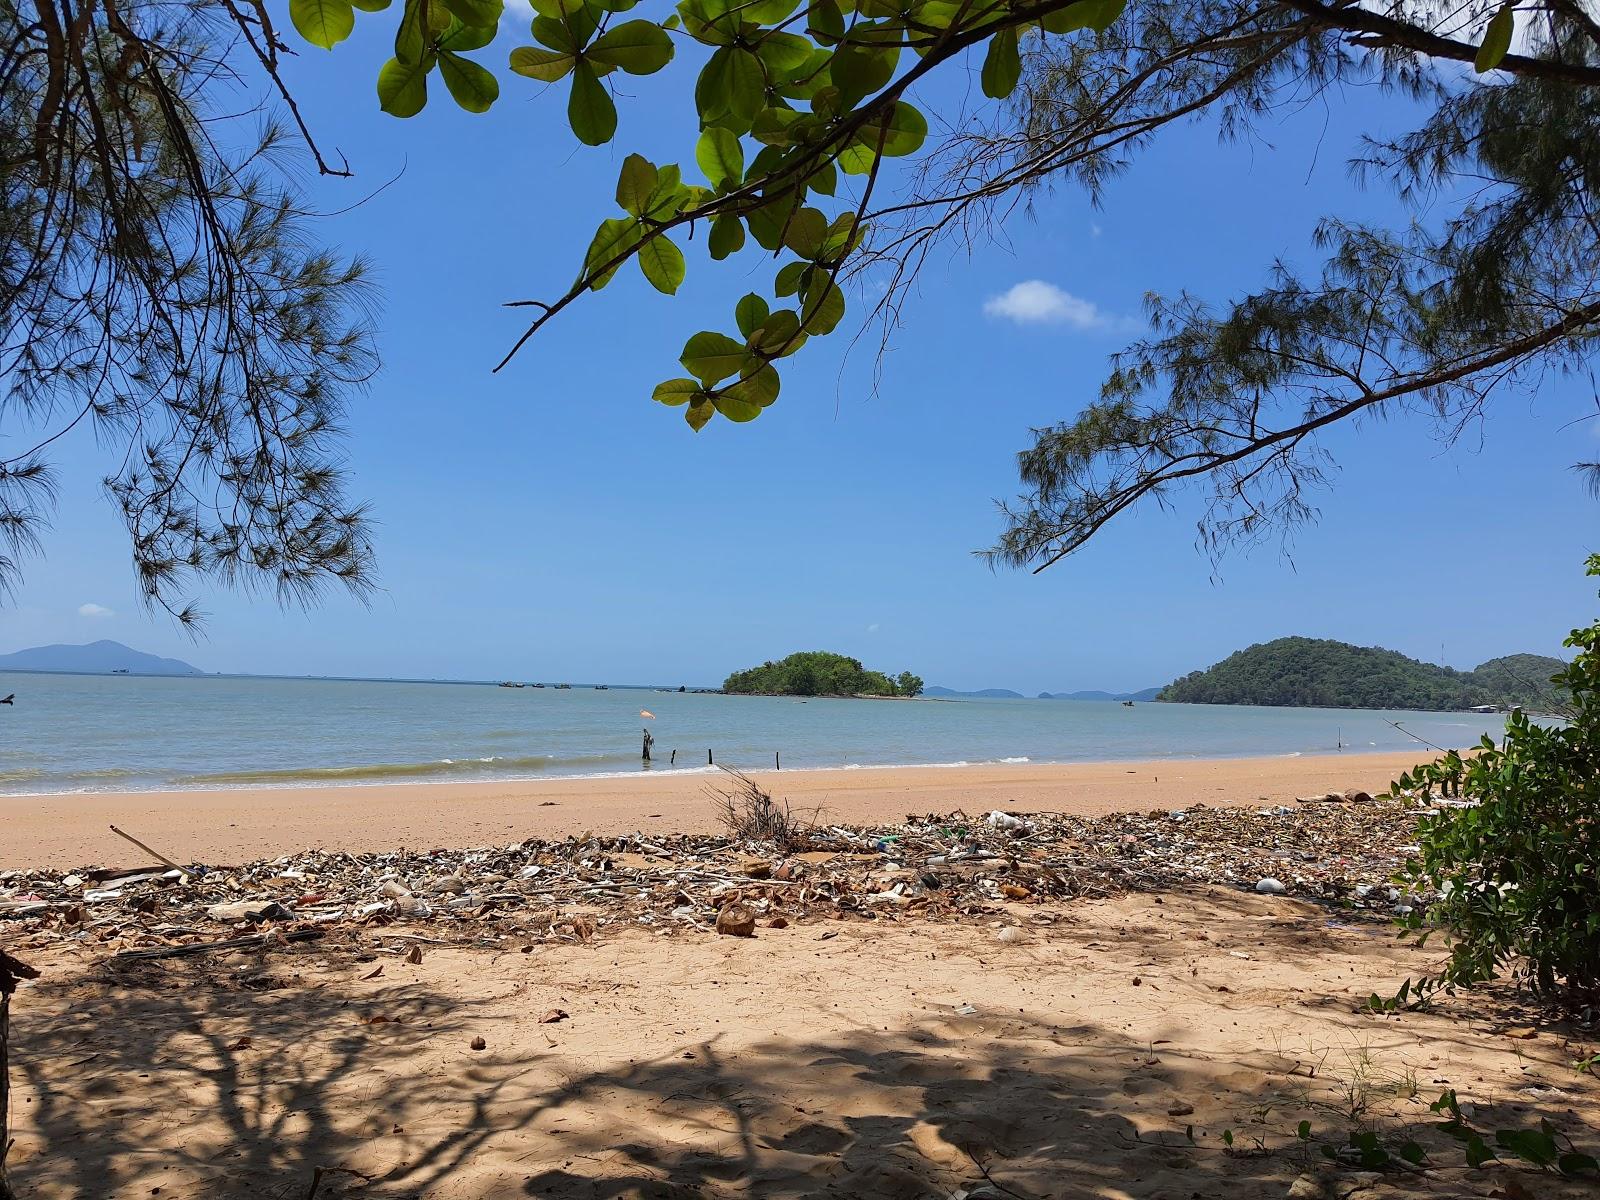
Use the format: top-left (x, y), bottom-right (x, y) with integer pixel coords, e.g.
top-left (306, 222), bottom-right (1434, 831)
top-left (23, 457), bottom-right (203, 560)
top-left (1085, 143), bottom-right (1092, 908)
top-left (0, 750), bottom-right (1429, 868)
top-left (12, 886), bottom-right (1598, 1200)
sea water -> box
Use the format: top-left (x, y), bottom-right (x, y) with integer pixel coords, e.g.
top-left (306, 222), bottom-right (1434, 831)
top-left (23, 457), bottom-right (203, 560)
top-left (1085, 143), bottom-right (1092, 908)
top-left (0, 672), bottom-right (1509, 794)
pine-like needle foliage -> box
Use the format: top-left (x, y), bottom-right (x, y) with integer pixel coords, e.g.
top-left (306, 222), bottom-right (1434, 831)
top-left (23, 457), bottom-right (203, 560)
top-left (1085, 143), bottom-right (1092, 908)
top-left (0, 0), bottom-right (377, 620)
top-left (983, 0), bottom-right (1600, 570)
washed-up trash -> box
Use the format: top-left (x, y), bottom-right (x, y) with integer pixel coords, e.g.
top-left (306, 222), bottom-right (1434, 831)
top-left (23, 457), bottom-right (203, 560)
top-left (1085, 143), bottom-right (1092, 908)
top-left (715, 902), bottom-right (757, 937)
top-left (985, 811), bottom-right (1030, 832)
top-left (1255, 877), bottom-right (1287, 895)
top-left (0, 792), bottom-right (1444, 961)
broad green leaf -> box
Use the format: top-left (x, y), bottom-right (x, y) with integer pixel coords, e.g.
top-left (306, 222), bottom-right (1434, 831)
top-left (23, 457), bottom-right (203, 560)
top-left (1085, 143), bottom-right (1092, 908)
top-left (745, 0), bottom-right (801, 21)
top-left (292, 0), bottom-right (355, 49)
top-left (773, 260), bottom-right (808, 296)
top-left (757, 31), bottom-right (814, 77)
top-left (351, 0), bottom-right (391, 12)
top-left (681, 330), bottom-right (749, 386)
top-left (712, 390), bottom-right (763, 422)
top-left (531, 15), bottom-right (579, 52)
top-left (801, 277), bottom-right (845, 333)
top-left (981, 27), bottom-right (1020, 99)
top-left (708, 214), bottom-right (746, 259)
top-left (697, 46), bottom-right (766, 125)
top-left (735, 293), bottom-right (770, 337)
top-left (1042, 0), bottom-right (1122, 32)
top-left (1079, 0), bottom-right (1124, 32)
top-left (807, 0), bottom-right (845, 42)
top-left (439, 51), bottom-right (499, 111)
top-left (439, 17), bottom-right (497, 49)
top-left (442, 0), bottom-right (501, 26)
top-left (750, 308), bottom-right (803, 355)
top-left (583, 216), bottom-right (640, 288)
top-left (395, 0), bottom-right (427, 61)
top-left (1475, 4), bottom-right (1514, 72)
top-left (377, 54), bottom-right (432, 116)
top-left (653, 378), bottom-right (701, 406)
top-left (829, 43), bottom-right (897, 108)
top-left (751, 106), bottom-right (803, 146)
top-left (509, 45), bottom-right (576, 81)
top-left (685, 398), bottom-right (715, 430)
top-left (677, 0), bottom-right (738, 44)
top-left (696, 127), bottom-right (744, 187)
top-left (836, 141), bottom-right (876, 175)
top-left (807, 159), bottom-right (837, 197)
top-left (616, 154), bottom-right (658, 216)
top-left (642, 163), bottom-right (691, 219)
top-left (568, 60), bottom-right (618, 145)
top-left (783, 206), bottom-right (827, 258)
top-left (855, 99), bottom-right (926, 156)
top-left (589, 19), bottom-right (675, 74)
top-left (530, 0), bottom-right (586, 14)
top-left (820, 212), bottom-right (861, 259)
top-left (724, 361), bottom-right (780, 407)
top-left (638, 236), bottom-right (686, 294)
top-left (1559, 1152), bottom-right (1600, 1175)
top-left (744, 195), bottom-right (795, 251)
top-left (910, 1), bottom-right (960, 30)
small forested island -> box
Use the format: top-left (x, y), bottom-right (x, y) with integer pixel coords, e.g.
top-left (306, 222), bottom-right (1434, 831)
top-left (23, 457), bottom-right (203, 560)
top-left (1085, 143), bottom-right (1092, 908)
top-left (1159, 637), bottom-right (1565, 711)
top-left (724, 651), bottom-right (923, 698)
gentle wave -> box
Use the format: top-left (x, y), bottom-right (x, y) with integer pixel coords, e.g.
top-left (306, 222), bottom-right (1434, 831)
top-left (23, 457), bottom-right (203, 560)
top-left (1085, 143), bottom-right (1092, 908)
top-left (175, 751), bottom-right (639, 786)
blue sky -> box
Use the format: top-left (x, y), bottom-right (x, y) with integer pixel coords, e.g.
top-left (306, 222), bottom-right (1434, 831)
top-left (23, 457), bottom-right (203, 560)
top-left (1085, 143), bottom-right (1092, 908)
top-left (4, 18), bottom-right (1597, 691)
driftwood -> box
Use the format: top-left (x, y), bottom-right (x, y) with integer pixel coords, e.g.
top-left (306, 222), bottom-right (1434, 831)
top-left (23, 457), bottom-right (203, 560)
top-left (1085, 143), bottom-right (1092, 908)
top-left (109, 927), bottom-right (324, 964)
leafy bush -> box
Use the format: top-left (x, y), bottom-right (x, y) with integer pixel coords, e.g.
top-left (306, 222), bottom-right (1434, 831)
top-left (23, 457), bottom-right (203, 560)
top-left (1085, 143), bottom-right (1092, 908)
top-left (1394, 556), bottom-right (1600, 1004)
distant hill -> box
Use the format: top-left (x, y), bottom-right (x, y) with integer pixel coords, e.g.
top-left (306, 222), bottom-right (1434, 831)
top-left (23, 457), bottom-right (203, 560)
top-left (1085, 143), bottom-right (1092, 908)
top-left (0, 640), bottom-right (201, 675)
top-left (923, 686), bottom-right (1026, 699)
top-left (725, 651), bottom-right (921, 697)
top-left (1158, 637), bottom-right (1565, 711)
top-left (1038, 687), bottom-right (1162, 702)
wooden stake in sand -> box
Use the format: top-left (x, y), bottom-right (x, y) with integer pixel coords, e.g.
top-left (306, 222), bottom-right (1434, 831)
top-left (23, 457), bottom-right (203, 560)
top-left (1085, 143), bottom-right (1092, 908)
top-left (0, 950), bottom-right (40, 1200)
top-left (108, 824), bottom-right (187, 874)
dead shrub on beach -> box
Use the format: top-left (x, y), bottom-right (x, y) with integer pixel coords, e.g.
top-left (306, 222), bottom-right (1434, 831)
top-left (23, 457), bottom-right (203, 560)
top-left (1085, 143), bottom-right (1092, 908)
top-left (707, 769), bottom-right (811, 851)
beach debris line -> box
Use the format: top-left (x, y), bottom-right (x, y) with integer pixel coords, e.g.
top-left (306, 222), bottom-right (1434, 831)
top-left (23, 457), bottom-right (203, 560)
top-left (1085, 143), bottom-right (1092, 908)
top-left (0, 789), bottom-right (1457, 964)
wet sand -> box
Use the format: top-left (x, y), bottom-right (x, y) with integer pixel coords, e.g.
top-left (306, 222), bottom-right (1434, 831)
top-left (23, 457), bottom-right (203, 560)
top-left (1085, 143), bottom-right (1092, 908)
top-left (0, 751), bottom-right (1428, 868)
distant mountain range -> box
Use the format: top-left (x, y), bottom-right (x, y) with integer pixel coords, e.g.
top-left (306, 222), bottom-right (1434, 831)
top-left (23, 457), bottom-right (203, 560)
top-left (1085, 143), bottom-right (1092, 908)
top-left (0, 640), bottom-right (202, 675)
top-left (923, 685), bottom-right (1160, 700)
top-left (1038, 687), bottom-right (1163, 702)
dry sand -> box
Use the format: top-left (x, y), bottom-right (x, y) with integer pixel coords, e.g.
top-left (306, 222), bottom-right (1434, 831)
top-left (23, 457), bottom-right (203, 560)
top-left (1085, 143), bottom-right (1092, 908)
top-left (0, 752), bottom-right (1429, 869)
top-left (9, 886), bottom-right (1597, 1199)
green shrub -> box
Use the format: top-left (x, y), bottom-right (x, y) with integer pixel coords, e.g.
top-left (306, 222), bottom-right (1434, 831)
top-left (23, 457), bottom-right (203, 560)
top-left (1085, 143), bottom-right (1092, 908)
top-left (1393, 556), bottom-right (1599, 1005)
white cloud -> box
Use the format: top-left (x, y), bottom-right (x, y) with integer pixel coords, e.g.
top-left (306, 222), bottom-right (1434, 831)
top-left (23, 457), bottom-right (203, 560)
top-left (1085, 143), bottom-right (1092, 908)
top-left (78, 602), bottom-right (114, 618)
top-left (866, 623), bottom-right (881, 633)
top-left (1089, 223), bottom-right (1103, 238)
top-left (983, 281), bottom-right (1137, 334)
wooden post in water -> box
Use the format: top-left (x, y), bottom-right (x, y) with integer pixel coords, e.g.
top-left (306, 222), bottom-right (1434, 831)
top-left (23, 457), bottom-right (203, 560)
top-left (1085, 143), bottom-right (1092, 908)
top-left (708, 748), bottom-right (714, 765)
top-left (670, 749), bottom-right (676, 765)
top-left (642, 728), bottom-right (654, 763)
top-left (775, 751), bottom-right (781, 770)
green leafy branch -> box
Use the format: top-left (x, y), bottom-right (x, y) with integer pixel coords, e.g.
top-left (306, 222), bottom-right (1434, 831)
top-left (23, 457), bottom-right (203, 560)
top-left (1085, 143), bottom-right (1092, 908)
top-left (285, 0), bottom-right (1560, 432)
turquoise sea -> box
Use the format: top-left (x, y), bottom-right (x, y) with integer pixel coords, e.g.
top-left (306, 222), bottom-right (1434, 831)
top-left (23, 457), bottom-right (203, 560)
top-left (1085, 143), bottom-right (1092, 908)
top-left (0, 672), bottom-right (1510, 795)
